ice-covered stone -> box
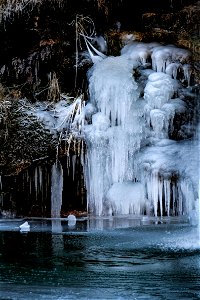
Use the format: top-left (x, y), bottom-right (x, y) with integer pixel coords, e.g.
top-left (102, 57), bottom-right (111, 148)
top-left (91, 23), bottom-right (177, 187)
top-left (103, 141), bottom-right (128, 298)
top-left (19, 221), bottom-right (30, 232)
top-left (68, 214), bottom-right (77, 227)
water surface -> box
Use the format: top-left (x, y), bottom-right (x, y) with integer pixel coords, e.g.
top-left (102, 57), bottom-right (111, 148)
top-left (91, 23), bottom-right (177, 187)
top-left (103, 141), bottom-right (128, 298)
top-left (0, 217), bottom-right (200, 299)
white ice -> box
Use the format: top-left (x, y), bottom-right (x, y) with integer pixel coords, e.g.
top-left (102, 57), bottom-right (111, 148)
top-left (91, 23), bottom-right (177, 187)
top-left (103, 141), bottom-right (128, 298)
top-left (135, 138), bottom-right (199, 217)
top-left (51, 161), bottom-right (63, 218)
top-left (81, 42), bottom-right (198, 217)
top-left (19, 221), bottom-right (30, 232)
top-left (104, 182), bottom-right (146, 216)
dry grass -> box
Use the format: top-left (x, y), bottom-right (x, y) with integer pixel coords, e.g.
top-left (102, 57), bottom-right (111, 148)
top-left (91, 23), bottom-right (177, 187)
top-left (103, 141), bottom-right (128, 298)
top-left (0, 0), bottom-right (40, 23)
top-left (0, 0), bottom-right (7, 5)
top-left (97, 0), bottom-right (109, 16)
top-left (0, 83), bottom-right (5, 101)
top-left (47, 72), bottom-right (60, 102)
top-left (0, 0), bottom-right (63, 24)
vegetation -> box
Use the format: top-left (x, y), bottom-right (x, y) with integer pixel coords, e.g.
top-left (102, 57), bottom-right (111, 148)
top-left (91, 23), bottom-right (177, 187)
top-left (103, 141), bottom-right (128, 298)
top-left (0, 84), bottom-right (56, 174)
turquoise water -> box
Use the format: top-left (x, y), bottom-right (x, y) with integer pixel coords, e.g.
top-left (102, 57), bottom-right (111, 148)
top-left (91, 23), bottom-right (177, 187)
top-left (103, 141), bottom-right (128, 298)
top-left (0, 218), bottom-right (200, 299)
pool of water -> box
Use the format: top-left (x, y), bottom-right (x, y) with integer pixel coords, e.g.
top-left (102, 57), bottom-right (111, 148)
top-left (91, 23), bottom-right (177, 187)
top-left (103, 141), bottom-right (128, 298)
top-left (0, 217), bottom-right (200, 299)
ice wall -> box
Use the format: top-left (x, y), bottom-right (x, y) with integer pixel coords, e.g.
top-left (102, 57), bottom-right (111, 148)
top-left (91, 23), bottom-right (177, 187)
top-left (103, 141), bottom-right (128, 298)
top-left (81, 42), bottom-right (199, 217)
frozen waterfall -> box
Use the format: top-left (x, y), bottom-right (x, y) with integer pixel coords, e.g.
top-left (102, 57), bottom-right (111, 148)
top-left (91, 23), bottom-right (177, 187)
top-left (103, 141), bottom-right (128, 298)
top-left (25, 41), bottom-right (199, 219)
top-left (81, 42), bottom-right (199, 217)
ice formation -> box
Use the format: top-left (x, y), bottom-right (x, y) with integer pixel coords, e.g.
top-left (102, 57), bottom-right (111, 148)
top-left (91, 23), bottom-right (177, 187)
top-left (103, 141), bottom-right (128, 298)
top-left (81, 42), bottom-right (199, 217)
top-left (67, 214), bottom-right (77, 227)
top-left (23, 96), bottom-right (84, 135)
top-left (19, 221), bottom-right (30, 232)
top-left (22, 41), bottom-right (199, 219)
top-left (104, 182), bottom-right (146, 216)
top-left (51, 160), bottom-right (63, 218)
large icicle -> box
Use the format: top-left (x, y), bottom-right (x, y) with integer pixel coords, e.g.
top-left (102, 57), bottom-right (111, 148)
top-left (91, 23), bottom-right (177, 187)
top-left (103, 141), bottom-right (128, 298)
top-left (83, 56), bottom-right (146, 216)
top-left (51, 161), bottom-right (63, 218)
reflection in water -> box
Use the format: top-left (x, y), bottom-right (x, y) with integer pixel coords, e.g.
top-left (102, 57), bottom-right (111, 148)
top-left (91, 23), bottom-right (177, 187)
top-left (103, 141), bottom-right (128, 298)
top-left (51, 219), bottom-right (64, 258)
top-left (87, 217), bottom-right (141, 230)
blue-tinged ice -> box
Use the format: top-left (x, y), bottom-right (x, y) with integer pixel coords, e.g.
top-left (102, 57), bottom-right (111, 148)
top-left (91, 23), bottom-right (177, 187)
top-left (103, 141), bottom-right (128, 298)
top-left (51, 161), bottom-right (63, 218)
top-left (81, 41), bottom-right (199, 217)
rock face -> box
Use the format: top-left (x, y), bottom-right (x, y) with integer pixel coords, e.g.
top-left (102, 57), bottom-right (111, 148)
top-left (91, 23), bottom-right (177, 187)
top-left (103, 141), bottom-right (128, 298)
top-left (0, 0), bottom-right (199, 99)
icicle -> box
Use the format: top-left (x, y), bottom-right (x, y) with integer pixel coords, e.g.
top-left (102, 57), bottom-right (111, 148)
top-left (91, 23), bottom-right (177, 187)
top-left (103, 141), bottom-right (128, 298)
top-left (180, 179), bottom-right (196, 214)
top-left (165, 63), bottom-right (181, 79)
top-left (182, 64), bottom-right (192, 87)
top-left (72, 155), bottom-right (77, 181)
top-left (158, 179), bottom-right (163, 217)
top-left (73, 139), bottom-right (76, 153)
top-left (178, 183), bottom-right (183, 215)
top-left (151, 173), bottom-right (158, 217)
top-left (172, 183), bottom-right (176, 216)
top-left (81, 139), bottom-right (85, 165)
top-left (164, 179), bottom-right (171, 216)
top-left (51, 161), bottom-right (63, 218)
top-left (34, 167), bottom-right (38, 201)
